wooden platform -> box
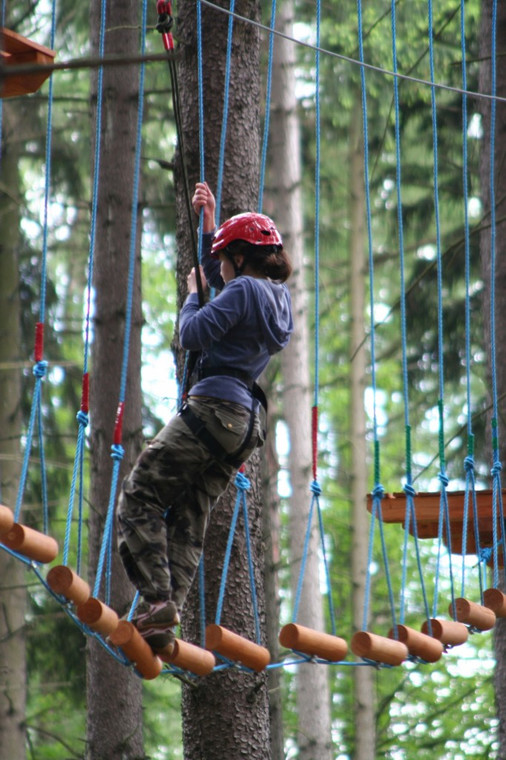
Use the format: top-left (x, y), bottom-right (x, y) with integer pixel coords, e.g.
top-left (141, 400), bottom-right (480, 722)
top-left (366, 489), bottom-right (506, 558)
top-left (1, 27), bottom-right (55, 98)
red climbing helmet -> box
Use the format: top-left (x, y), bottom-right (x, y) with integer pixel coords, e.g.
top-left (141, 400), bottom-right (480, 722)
top-left (211, 212), bottom-right (283, 258)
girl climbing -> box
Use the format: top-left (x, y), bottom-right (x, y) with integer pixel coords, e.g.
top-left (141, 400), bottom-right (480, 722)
top-left (116, 182), bottom-right (293, 651)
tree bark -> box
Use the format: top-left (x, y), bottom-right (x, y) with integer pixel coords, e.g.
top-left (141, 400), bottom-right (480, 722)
top-left (479, 1), bottom-right (506, 756)
top-left (270, 3), bottom-right (333, 758)
top-left (348, 93), bottom-right (376, 760)
top-left (0, 102), bottom-right (27, 760)
top-left (86, 3), bottom-right (144, 757)
top-left (174, 2), bottom-right (271, 758)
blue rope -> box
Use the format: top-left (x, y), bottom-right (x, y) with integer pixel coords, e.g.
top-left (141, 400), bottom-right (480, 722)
top-left (258, 0), bottom-right (277, 211)
top-left (93, 0), bottom-right (148, 599)
top-left (214, 472), bottom-right (244, 625)
top-left (487, 0), bottom-right (504, 591)
top-left (215, 0), bottom-right (235, 224)
top-left (13, 5), bottom-right (57, 525)
top-left (292, 488), bottom-right (316, 623)
top-left (240, 478), bottom-right (262, 643)
top-left (313, 0), bottom-right (321, 409)
top-left (62, 0), bottom-right (105, 567)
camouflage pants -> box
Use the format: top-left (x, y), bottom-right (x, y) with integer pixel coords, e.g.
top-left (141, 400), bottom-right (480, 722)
top-left (117, 396), bottom-right (264, 613)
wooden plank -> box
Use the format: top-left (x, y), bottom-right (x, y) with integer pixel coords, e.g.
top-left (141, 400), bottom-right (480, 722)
top-left (1, 27), bottom-right (55, 98)
top-left (366, 489), bottom-right (503, 524)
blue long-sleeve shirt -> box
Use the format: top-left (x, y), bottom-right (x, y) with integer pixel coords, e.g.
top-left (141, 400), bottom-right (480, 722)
top-left (179, 231), bottom-right (293, 410)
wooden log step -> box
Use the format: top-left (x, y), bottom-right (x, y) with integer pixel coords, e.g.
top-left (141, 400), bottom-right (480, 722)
top-left (76, 597), bottom-right (119, 636)
top-left (47, 565), bottom-right (91, 605)
top-left (1, 523), bottom-right (58, 563)
top-left (351, 631), bottom-right (408, 666)
top-left (450, 597), bottom-right (496, 631)
top-left (108, 621), bottom-right (163, 680)
top-left (158, 639), bottom-right (216, 676)
top-left (205, 624), bottom-right (270, 672)
top-left (388, 624), bottom-right (443, 663)
top-left (0, 504), bottom-right (14, 535)
top-left (421, 618), bottom-right (468, 646)
top-left (484, 587), bottom-right (506, 617)
top-left (279, 623), bottom-right (348, 662)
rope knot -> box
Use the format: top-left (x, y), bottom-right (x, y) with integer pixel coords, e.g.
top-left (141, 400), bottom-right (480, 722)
top-left (33, 360), bottom-right (48, 378)
top-left (310, 480), bottom-right (322, 496)
top-left (372, 484), bottom-right (384, 500)
top-left (111, 444), bottom-right (124, 461)
top-left (438, 472), bottom-right (449, 488)
top-left (76, 410), bottom-right (89, 427)
top-left (479, 546), bottom-right (492, 563)
top-left (403, 483), bottom-right (416, 498)
top-left (235, 471), bottom-right (250, 491)
top-left (491, 461), bottom-right (503, 476)
top-left (464, 455), bottom-right (475, 473)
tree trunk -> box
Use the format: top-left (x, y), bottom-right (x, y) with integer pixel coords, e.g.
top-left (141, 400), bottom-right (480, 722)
top-left (479, 1), bottom-right (506, 755)
top-left (262, 403), bottom-right (284, 759)
top-left (174, 2), bottom-right (271, 758)
top-left (86, 4), bottom-right (145, 757)
top-left (348, 93), bottom-right (376, 760)
top-left (0, 102), bottom-right (27, 760)
top-left (270, 3), bottom-right (333, 758)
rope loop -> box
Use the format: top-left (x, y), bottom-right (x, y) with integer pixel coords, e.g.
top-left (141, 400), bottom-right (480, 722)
top-left (235, 471), bottom-right (250, 491)
top-left (438, 472), bottom-right (449, 488)
top-left (491, 461), bottom-right (503, 477)
top-left (76, 410), bottom-right (89, 428)
top-left (403, 482), bottom-right (416, 497)
top-left (464, 455), bottom-right (475, 473)
top-left (372, 483), bottom-right (384, 500)
top-left (310, 479), bottom-right (322, 496)
top-left (33, 360), bottom-right (48, 378)
top-left (110, 444), bottom-right (125, 461)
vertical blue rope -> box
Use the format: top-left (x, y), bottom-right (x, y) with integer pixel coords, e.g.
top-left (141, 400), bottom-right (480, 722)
top-left (93, 0), bottom-right (148, 600)
top-left (357, 0), bottom-right (387, 631)
top-left (258, 0), bottom-right (277, 211)
top-left (215, 0), bottom-right (235, 224)
top-left (487, 0), bottom-right (503, 590)
top-left (14, 4), bottom-right (57, 525)
top-left (63, 0), bottom-right (106, 567)
top-left (214, 477), bottom-right (243, 625)
top-left (313, 0), bottom-right (321, 411)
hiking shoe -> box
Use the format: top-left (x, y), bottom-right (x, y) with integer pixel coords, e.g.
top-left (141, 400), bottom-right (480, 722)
top-left (129, 599), bottom-right (180, 652)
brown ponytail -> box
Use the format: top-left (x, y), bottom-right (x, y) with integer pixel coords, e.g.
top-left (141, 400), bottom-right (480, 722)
top-left (223, 240), bottom-right (293, 283)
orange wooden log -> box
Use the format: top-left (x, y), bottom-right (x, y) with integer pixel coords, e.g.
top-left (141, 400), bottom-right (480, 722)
top-left (47, 565), bottom-right (91, 605)
top-left (279, 623), bottom-right (348, 662)
top-left (108, 621), bottom-right (163, 680)
top-left (1, 27), bottom-right (56, 98)
top-left (421, 618), bottom-right (468, 646)
top-left (484, 587), bottom-right (506, 617)
top-left (205, 624), bottom-right (270, 672)
top-left (158, 638), bottom-right (216, 676)
top-left (0, 504), bottom-right (15, 535)
top-left (450, 597), bottom-right (496, 631)
top-left (388, 624), bottom-right (443, 663)
top-left (76, 597), bottom-right (119, 636)
top-left (351, 631), bottom-right (408, 666)
top-left (1, 523), bottom-right (58, 563)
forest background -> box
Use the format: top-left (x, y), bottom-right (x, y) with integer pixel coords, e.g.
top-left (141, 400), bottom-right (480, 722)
top-left (0, 0), bottom-right (504, 758)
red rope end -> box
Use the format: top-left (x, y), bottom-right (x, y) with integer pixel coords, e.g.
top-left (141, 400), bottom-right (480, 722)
top-left (113, 402), bottom-right (125, 445)
top-left (81, 373), bottom-right (90, 414)
top-left (34, 322), bottom-right (44, 362)
top-left (311, 405), bottom-right (319, 481)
